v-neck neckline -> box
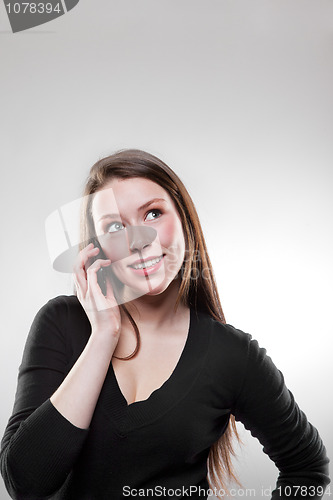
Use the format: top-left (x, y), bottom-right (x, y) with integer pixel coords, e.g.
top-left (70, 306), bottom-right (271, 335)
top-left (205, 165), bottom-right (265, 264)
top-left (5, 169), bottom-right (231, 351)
top-left (98, 307), bottom-right (205, 435)
top-left (112, 307), bottom-right (193, 408)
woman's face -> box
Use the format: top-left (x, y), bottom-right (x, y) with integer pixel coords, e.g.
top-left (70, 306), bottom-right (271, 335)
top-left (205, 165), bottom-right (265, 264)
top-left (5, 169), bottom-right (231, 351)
top-left (91, 177), bottom-right (186, 297)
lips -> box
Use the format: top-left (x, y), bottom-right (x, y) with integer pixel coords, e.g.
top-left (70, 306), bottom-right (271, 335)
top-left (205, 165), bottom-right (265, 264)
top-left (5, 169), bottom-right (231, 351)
top-left (128, 254), bottom-right (165, 270)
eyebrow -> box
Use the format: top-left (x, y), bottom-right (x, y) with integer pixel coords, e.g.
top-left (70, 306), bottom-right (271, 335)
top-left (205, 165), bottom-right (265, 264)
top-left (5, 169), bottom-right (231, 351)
top-left (97, 198), bottom-right (167, 223)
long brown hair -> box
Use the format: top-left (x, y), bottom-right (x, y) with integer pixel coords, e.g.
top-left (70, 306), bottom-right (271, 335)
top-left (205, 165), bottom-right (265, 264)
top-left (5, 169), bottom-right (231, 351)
top-left (78, 149), bottom-right (240, 495)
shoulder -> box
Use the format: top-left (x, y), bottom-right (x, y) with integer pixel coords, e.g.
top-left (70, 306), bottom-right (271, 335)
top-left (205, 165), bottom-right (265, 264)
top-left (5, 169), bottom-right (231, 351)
top-left (194, 310), bottom-right (256, 397)
top-left (36, 294), bottom-right (82, 314)
top-left (195, 310), bottom-right (252, 362)
top-left (196, 311), bottom-right (286, 407)
top-left (28, 295), bottom-right (91, 347)
top-left (34, 295), bottom-right (87, 324)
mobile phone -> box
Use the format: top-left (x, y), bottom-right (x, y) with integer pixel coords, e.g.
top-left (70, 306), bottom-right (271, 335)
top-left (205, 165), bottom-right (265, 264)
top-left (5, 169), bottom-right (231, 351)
top-left (89, 238), bottom-right (107, 297)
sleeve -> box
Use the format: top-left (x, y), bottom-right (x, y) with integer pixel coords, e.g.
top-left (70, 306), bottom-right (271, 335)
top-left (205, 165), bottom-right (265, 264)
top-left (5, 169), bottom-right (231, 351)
top-left (231, 335), bottom-right (330, 500)
top-left (0, 297), bottom-right (89, 499)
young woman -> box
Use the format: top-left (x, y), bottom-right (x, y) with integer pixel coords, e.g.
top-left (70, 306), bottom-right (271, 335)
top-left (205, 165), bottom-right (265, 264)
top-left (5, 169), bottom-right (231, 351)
top-left (0, 149), bottom-right (330, 499)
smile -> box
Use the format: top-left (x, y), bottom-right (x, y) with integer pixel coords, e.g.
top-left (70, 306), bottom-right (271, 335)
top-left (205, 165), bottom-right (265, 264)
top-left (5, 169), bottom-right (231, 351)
top-left (129, 255), bottom-right (164, 270)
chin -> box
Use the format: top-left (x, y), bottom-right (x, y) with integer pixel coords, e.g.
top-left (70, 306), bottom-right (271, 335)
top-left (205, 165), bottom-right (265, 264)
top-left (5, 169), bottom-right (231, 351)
top-left (120, 278), bottom-right (174, 301)
top-left (137, 280), bottom-right (169, 295)
top-left (144, 284), bottom-right (169, 296)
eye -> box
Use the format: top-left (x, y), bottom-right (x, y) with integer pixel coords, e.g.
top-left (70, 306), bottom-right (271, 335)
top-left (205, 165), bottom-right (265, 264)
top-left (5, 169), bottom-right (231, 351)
top-left (145, 209), bottom-right (162, 221)
top-left (106, 221), bottom-right (125, 233)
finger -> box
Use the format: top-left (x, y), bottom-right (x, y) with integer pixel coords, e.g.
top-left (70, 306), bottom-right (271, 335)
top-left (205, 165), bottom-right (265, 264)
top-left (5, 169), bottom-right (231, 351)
top-left (105, 277), bottom-right (118, 305)
top-left (95, 274), bottom-right (119, 312)
top-left (86, 258), bottom-right (111, 296)
top-left (87, 259), bottom-right (113, 311)
top-left (73, 244), bottom-right (100, 295)
top-left (81, 245), bottom-right (100, 274)
top-left (72, 273), bottom-right (86, 304)
top-left (72, 273), bottom-right (81, 297)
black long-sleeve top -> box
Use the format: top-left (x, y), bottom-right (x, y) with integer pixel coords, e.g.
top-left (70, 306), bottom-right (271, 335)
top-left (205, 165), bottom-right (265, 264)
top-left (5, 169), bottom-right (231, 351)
top-left (0, 295), bottom-right (330, 499)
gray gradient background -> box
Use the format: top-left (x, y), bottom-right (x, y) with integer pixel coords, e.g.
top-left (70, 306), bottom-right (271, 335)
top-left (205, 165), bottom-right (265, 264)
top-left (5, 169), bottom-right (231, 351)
top-left (0, 1), bottom-right (332, 498)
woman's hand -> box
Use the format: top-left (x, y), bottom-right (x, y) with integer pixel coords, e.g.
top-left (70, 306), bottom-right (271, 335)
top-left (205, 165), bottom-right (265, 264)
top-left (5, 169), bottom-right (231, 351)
top-left (49, 244), bottom-right (123, 429)
top-left (73, 242), bottom-right (121, 340)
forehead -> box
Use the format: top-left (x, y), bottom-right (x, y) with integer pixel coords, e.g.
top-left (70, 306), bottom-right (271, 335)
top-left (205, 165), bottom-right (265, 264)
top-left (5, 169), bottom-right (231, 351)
top-left (91, 177), bottom-right (171, 219)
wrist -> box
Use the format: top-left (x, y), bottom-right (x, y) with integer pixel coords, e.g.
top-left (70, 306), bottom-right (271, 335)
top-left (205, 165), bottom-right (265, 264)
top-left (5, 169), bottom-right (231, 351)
top-left (89, 327), bottom-right (119, 350)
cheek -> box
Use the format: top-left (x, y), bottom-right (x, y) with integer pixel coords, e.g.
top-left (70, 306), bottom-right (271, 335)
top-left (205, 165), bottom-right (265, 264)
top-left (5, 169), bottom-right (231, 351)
top-left (160, 217), bottom-right (185, 254)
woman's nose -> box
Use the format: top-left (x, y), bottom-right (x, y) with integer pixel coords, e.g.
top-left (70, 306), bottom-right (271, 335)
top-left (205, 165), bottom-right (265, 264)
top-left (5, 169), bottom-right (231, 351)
top-left (127, 225), bottom-right (157, 253)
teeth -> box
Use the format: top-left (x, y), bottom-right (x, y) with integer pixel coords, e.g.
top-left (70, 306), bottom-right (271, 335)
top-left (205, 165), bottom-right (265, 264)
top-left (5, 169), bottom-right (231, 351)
top-left (132, 255), bottom-right (163, 270)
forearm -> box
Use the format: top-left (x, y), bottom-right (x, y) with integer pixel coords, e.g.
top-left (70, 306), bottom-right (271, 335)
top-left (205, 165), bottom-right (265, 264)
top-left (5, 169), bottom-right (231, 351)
top-left (1, 399), bottom-right (89, 499)
top-left (50, 329), bottom-right (118, 429)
